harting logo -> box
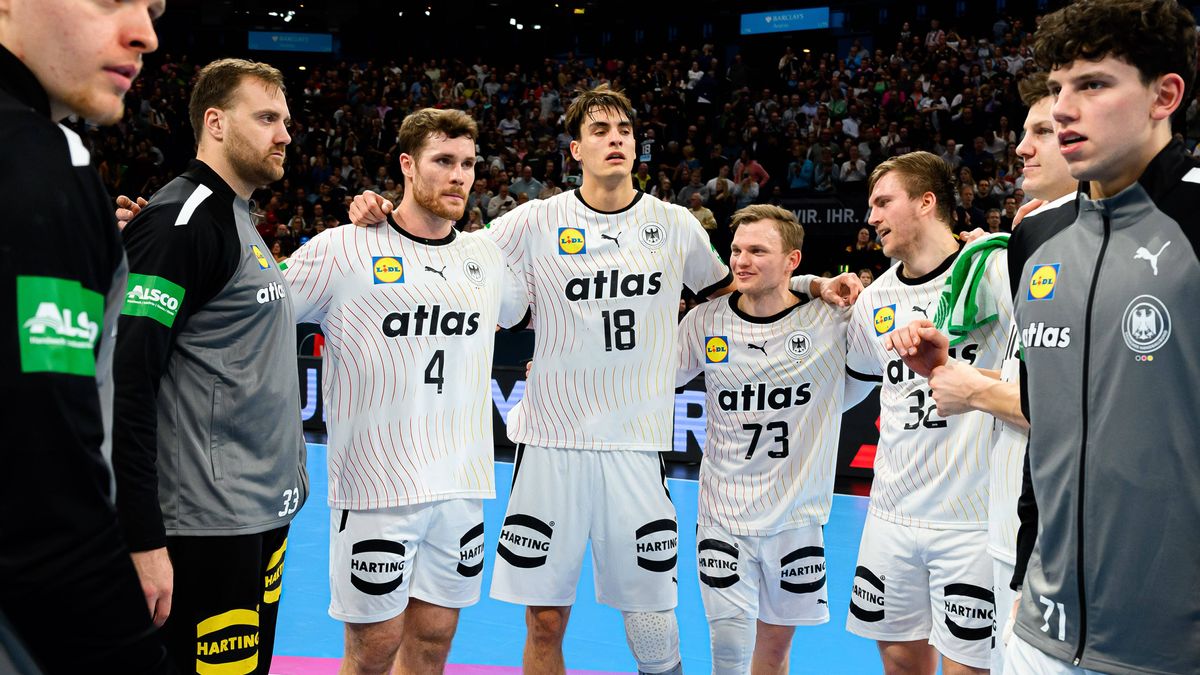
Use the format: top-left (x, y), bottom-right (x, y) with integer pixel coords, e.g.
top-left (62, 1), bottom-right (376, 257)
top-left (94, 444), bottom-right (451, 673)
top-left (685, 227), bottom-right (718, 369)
top-left (943, 583), bottom-right (995, 641)
top-left (195, 608), bottom-right (259, 675)
top-left (256, 281), bottom-right (287, 304)
top-left (697, 539), bottom-right (739, 588)
top-left (262, 538), bottom-right (287, 604)
top-left (779, 546), bottom-right (827, 594)
top-left (497, 514), bottom-right (553, 568)
top-left (634, 519), bottom-right (678, 572)
top-left (349, 539), bottom-right (406, 596)
top-left (850, 565), bottom-right (885, 623)
top-left (457, 523), bottom-right (485, 577)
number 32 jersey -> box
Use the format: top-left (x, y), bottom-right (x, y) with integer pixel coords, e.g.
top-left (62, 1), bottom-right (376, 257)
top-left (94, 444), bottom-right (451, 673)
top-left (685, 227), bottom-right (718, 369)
top-left (283, 221), bottom-right (528, 510)
top-left (487, 190), bottom-right (730, 452)
top-left (677, 292), bottom-right (851, 535)
top-left (846, 252), bottom-right (1011, 530)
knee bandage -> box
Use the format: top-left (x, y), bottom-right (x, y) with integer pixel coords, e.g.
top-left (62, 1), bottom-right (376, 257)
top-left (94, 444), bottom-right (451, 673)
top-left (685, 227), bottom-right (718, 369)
top-left (708, 616), bottom-right (756, 675)
top-left (621, 610), bottom-right (682, 674)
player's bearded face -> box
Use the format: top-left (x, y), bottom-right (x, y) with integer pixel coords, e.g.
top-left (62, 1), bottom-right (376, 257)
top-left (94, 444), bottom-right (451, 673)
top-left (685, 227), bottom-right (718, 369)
top-left (409, 136), bottom-right (473, 220)
top-left (225, 81), bottom-right (291, 188)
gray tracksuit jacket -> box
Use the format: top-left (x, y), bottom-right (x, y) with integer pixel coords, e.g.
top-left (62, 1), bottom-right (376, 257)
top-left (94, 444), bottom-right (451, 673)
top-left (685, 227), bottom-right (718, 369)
top-left (1013, 141), bottom-right (1200, 674)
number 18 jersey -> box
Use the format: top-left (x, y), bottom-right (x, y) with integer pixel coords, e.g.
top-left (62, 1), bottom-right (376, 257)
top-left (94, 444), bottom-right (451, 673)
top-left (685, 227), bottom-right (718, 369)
top-left (677, 292), bottom-right (850, 535)
top-left (487, 190), bottom-right (730, 452)
top-left (846, 252), bottom-right (1011, 530)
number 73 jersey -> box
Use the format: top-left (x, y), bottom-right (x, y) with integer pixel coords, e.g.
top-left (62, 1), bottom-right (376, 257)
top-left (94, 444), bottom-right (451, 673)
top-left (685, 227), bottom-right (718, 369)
top-left (486, 191), bottom-right (731, 452)
top-left (283, 223), bottom-right (528, 510)
top-left (846, 252), bottom-right (1011, 530)
top-left (677, 292), bottom-right (851, 536)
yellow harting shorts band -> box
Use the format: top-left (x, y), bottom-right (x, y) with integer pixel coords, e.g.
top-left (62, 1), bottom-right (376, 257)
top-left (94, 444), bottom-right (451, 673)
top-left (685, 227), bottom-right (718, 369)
top-left (263, 537), bottom-right (288, 603)
top-left (196, 608), bottom-right (260, 675)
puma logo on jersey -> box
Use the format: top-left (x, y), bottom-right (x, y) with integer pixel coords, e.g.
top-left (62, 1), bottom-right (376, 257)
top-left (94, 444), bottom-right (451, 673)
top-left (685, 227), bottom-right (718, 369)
top-left (564, 269), bottom-right (663, 301)
top-left (1133, 241), bottom-right (1170, 276)
top-left (256, 281), bottom-right (287, 304)
top-left (601, 232), bottom-right (621, 248)
top-left (747, 341), bottom-right (768, 355)
top-left (425, 265), bottom-right (447, 280)
top-left (912, 304), bottom-right (929, 318)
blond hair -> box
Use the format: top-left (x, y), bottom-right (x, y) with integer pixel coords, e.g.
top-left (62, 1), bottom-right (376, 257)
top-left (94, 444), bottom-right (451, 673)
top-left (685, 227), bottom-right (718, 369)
top-left (868, 151), bottom-right (956, 226)
top-left (730, 204), bottom-right (805, 252)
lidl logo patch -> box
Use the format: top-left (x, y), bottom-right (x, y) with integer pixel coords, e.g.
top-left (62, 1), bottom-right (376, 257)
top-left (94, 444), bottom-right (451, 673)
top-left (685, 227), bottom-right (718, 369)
top-left (251, 244), bottom-right (271, 270)
top-left (17, 276), bottom-right (103, 376)
top-left (558, 227), bottom-right (586, 255)
top-left (122, 274), bottom-right (185, 328)
top-left (873, 304), bottom-right (896, 336)
top-left (705, 335), bottom-right (730, 363)
top-left (1028, 264), bottom-right (1059, 301)
top-left (373, 256), bottom-right (405, 284)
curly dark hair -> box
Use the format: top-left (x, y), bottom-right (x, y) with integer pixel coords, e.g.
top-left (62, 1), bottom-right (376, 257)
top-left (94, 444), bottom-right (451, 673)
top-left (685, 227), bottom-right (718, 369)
top-left (1033, 0), bottom-right (1197, 92)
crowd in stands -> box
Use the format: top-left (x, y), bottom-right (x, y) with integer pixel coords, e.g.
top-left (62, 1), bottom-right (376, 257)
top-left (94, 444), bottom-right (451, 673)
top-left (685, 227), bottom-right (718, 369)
top-left (70, 14), bottom-right (1200, 276)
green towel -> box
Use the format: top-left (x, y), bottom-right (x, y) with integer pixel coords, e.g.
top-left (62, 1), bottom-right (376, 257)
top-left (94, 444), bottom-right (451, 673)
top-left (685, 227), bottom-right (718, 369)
top-left (932, 233), bottom-right (1009, 346)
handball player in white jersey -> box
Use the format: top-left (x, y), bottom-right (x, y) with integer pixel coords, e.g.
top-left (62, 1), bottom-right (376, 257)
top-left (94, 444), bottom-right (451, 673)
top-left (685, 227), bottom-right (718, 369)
top-left (676, 204), bottom-right (874, 674)
top-left (844, 152), bottom-right (1013, 674)
top-left (884, 72), bottom-right (1078, 673)
top-left (283, 109), bottom-right (528, 675)
top-left (348, 86), bottom-right (860, 675)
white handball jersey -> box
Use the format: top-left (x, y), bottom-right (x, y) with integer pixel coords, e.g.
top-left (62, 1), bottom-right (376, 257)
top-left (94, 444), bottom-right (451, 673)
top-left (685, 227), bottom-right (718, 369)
top-left (486, 189), bottom-right (730, 452)
top-left (988, 319), bottom-right (1025, 564)
top-left (846, 251), bottom-right (1012, 530)
top-left (283, 221), bottom-right (528, 509)
top-left (678, 292), bottom-right (850, 535)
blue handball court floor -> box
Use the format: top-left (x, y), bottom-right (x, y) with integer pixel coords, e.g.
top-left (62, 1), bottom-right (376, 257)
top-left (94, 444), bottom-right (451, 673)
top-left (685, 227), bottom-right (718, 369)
top-left (273, 443), bottom-right (883, 673)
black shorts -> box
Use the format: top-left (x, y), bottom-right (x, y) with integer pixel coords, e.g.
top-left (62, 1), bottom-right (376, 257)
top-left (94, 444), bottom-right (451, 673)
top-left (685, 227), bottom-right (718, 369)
top-left (162, 525), bottom-right (289, 675)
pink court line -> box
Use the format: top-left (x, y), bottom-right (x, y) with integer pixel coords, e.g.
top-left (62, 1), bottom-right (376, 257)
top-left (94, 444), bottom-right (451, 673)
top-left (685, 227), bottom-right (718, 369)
top-left (270, 655), bottom-right (628, 675)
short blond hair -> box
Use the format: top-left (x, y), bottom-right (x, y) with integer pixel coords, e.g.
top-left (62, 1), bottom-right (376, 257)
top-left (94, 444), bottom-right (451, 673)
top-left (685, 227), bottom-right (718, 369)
top-left (868, 151), bottom-right (956, 226)
top-left (730, 204), bottom-right (805, 252)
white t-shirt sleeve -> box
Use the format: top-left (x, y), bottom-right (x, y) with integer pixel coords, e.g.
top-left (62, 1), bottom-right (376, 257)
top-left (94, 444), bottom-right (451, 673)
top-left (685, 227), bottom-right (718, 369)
top-left (675, 308), bottom-right (704, 387)
top-left (680, 212), bottom-right (731, 297)
top-left (281, 231), bottom-right (342, 325)
top-left (846, 294), bottom-right (884, 380)
top-left (497, 262), bottom-right (530, 329)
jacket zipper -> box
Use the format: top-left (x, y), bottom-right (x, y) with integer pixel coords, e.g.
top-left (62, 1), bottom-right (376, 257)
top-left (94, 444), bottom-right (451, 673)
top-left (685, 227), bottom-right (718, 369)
top-left (1073, 210), bottom-right (1110, 664)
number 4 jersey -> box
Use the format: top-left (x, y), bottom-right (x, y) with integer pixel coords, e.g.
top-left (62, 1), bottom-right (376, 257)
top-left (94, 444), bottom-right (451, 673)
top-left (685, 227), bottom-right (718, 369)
top-left (846, 251), bottom-right (1011, 530)
top-left (283, 220), bottom-right (528, 510)
top-left (677, 292), bottom-right (851, 535)
top-left (487, 190), bottom-right (731, 452)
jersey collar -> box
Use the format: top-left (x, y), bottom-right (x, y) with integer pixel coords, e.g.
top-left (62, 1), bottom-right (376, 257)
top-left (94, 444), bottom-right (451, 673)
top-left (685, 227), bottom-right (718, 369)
top-left (0, 44), bottom-right (52, 118)
top-left (727, 290), bottom-right (809, 324)
top-left (386, 211), bottom-right (458, 246)
top-left (574, 187), bottom-right (644, 215)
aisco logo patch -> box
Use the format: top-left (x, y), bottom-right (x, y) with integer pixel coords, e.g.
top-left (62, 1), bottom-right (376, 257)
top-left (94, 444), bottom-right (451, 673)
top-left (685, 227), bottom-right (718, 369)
top-left (17, 276), bottom-right (103, 376)
top-left (123, 273), bottom-right (185, 327)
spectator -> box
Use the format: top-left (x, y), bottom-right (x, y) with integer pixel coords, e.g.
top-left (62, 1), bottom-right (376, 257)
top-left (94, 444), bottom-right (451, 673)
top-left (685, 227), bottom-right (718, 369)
top-left (632, 162), bottom-right (653, 191)
top-left (510, 165), bottom-right (544, 199)
top-left (843, 226), bottom-right (887, 275)
top-left (733, 174), bottom-right (759, 208)
top-left (839, 146), bottom-right (868, 185)
top-left (858, 268), bottom-right (875, 288)
top-left (487, 183), bottom-right (517, 219)
top-left (675, 168), bottom-right (707, 206)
